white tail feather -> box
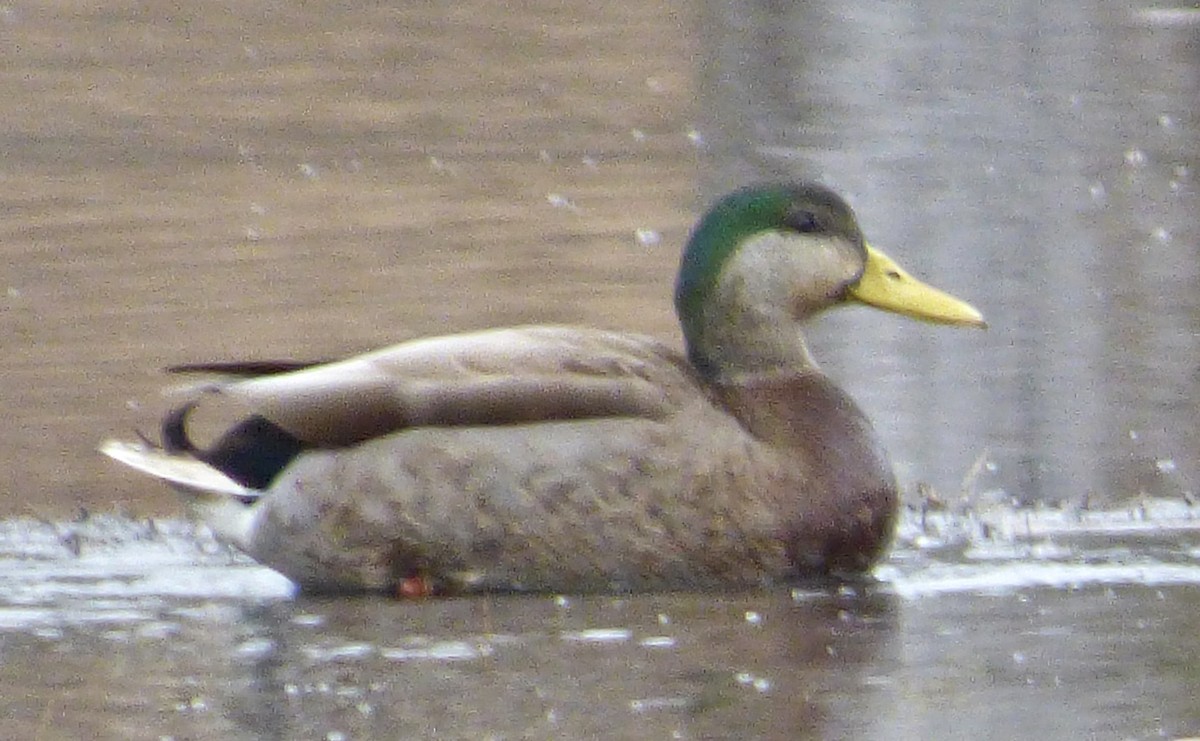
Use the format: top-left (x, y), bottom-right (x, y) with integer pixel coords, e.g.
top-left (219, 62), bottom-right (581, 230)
top-left (99, 439), bottom-right (259, 550)
top-left (100, 439), bottom-right (252, 498)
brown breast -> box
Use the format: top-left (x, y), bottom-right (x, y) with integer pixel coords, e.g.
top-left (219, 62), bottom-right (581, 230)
top-left (713, 372), bottom-right (899, 573)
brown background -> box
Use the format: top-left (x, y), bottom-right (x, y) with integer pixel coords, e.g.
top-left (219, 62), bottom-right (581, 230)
top-left (2, 0), bottom-right (699, 515)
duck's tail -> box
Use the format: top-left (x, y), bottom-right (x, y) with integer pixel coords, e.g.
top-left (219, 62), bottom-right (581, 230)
top-left (99, 439), bottom-right (259, 550)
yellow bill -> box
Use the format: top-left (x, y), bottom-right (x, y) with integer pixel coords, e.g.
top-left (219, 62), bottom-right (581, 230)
top-left (848, 245), bottom-right (986, 328)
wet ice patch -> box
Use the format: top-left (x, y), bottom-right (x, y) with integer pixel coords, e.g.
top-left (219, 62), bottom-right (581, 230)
top-left (881, 497), bottom-right (1200, 597)
top-left (880, 562), bottom-right (1200, 598)
top-left (381, 639), bottom-right (495, 661)
top-left (560, 627), bottom-right (633, 644)
top-left (3, 499), bottom-right (1199, 628)
top-left (0, 515), bottom-right (293, 632)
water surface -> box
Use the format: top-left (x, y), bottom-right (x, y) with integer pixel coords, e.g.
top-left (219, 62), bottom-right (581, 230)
top-left (1, 0), bottom-right (1198, 738)
top-left (700, 0), bottom-right (1199, 504)
top-left (3, 504), bottom-right (1198, 739)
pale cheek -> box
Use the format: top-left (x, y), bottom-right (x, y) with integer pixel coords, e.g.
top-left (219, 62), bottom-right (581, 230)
top-left (790, 278), bottom-right (845, 317)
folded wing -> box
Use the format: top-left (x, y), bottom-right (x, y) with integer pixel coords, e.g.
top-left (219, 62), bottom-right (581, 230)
top-left (179, 326), bottom-right (699, 447)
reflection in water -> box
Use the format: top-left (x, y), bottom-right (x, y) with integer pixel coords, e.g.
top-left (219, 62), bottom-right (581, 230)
top-left (699, 0), bottom-right (1199, 505)
top-left (864, 583), bottom-right (1200, 739)
top-left (2, 507), bottom-right (1200, 738)
top-left (214, 594), bottom-right (896, 739)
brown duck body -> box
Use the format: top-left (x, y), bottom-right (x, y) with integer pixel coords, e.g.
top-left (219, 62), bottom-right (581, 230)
top-left (101, 182), bottom-right (981, 594)
top-left (186, 326), bottom-right (893, 593)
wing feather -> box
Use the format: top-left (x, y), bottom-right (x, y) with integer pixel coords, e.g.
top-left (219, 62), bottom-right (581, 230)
top-left (193, 326), bottom-right (698, 446)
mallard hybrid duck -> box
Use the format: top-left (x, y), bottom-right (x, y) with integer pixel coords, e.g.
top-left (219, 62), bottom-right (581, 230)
top-left (102, 182), bottom-right (984, 594)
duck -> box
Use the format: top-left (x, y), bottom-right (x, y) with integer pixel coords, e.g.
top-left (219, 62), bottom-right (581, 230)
top-left (101, 182), bottom-right (985, 594)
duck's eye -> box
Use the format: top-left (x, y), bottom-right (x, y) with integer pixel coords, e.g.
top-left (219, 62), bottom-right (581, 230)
top-left (785, 210), bottom-right (822, 234)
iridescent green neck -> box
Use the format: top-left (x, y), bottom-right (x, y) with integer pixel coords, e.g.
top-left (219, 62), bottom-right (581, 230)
top-left (677, 183), bottom-right (871, 380)
top-left (674, 185), bottom-right (810, 379)
top-left (676, 232), bottom-right (823, 380)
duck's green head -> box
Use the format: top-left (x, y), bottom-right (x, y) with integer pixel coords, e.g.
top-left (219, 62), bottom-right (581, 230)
top-left (674, 182), bottom-right (985, 377)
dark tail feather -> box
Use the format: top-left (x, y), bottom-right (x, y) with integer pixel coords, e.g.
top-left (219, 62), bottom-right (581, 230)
top-left (160, 401), bottom-right (306, 491)
top-left (162, 402), bottom-right (200, 453)
top-left (166, 360), bottom-right (325, 377)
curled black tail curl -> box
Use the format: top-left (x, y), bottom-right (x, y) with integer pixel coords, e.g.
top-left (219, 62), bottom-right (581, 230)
top-left (160, 401), bottom-right (307, 491)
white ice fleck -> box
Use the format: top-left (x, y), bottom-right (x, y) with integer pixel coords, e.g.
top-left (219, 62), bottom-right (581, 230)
top-left (635, 229), bottom-right (661, 246)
